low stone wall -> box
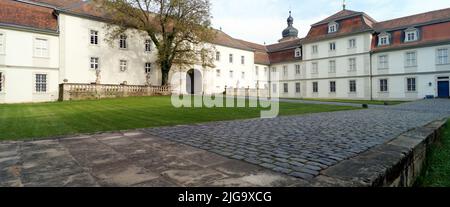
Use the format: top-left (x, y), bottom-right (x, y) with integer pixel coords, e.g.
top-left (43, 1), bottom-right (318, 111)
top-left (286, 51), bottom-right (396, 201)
top-left (226, 88), bottom-right (270, 98)
top-left (308, 119), bottom-right (447, 187)
top-left (59, 83), bottom-right (171, 101)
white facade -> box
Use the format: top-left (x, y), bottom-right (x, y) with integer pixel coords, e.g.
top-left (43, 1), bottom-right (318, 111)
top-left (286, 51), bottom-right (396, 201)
top-left (0, 27), bottom-right (59, 103)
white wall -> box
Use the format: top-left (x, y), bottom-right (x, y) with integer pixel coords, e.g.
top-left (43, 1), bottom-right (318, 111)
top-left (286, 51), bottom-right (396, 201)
top-left (0, 27), bottom-right (59, 103)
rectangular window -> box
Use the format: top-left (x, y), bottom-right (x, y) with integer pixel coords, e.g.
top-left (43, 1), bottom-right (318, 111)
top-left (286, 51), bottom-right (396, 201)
top-left (0, 33), bottom-right (4, 54)
top-left (437, 48), bottom-right (449, 65)
top-left (241, 72), bottom-right (245, 79)
top-left (378, 55), bottom-right (389, 69)
top-left (35, 74), bottom-right (47, 93)
top-left (329, 42), bottom-right (336, 51)
top-left (90, 30), bottom-right (98, 45)
top-left (145, 40), bottom-right (152, 52)
top-left (295, 64), bottom-right (301, 75)
top-left (312, 45), bottom-right (318, 54)
top-left (295, 82), bottom-right (300, 93)
top-left (90, 57), bottom-right (99, 70)
top-left (349, 58), bottom-right (356, 71)
top-left (271, 67), bottom-right (276, 73)
top-left (229, 70), bottom-right (233, 78)
top-left (312, 82), bottom-right (318, 93)
top-left (0, 72), bottom-right (3, 92)
top-left (255, 66), bottom-right (259, 76)
top-left (405, 51), bottom-right (417, 67)
top-left (283, 83), bottom-right (288, 93)
top-left (119, 35), bottom-right (127, 49)
top-left (216, 51), bottom-right (221, 61)
top-left (349, 80), bottom-right (356, 93)
top-left (407, 78), bottom-right (416, 92)
top-left (349, 39), bottom-right (356, 48)
top-left (330, 81), bottom-right (336, 93)
top-left (145, 63), bottom-right (152, 73)
top-left (283, 66), bottom-right (288, 77)
top-left (405, 30), bottom-right (418, 42)
top-left (229, 54), bottom-right (233, 63)
top-left (380, 79), bottom-right (388, 92)
top-left (119, 60), bottom-right (128, 71)
top-left (329, 60), bottom-right (336, 73)
top-left (34, 38), bottom-right (48, 58)
top-left (241, 56), bottom-right (245, 64)
top-left (312, 62), bottom-right (318, 74)
top-left (216, 69), bottom-right (221, 77)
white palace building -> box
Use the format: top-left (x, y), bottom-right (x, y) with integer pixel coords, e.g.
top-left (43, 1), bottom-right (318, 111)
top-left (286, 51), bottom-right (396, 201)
top-left (0, 0), bottom-right (449, 103)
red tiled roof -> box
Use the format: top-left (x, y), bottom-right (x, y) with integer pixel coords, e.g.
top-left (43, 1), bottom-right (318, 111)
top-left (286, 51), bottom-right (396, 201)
top-left (312, 9), bottom-right (362, 26)
top-left (0, 0), bottom-right (58, 31)
top-left (28, 0), bottom-right (84, 8)
top-left (266, 38), bottom-right (302, 52)
top-left (374, 7), bottom-right (450, 31)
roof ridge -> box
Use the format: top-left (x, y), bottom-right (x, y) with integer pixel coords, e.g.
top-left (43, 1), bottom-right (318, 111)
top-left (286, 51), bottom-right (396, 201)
top-left (376, 7), bottom-right (450, 24)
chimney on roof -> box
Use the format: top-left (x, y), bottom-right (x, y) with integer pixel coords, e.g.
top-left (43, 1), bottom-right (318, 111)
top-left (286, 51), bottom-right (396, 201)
top-left (343, 0), bottom-right (346, 10)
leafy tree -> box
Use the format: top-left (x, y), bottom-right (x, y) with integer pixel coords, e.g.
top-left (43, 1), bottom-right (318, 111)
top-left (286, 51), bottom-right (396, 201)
top-left (94, 0), bottom-right (216, 86)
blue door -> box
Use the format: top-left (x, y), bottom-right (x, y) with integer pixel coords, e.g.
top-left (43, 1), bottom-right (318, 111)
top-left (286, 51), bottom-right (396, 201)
top-left (438, 81), bottom-right (449, 98)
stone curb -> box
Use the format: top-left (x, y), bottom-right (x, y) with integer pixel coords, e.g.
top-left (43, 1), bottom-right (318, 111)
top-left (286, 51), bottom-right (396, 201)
top-left (306, 118), bottom-right (448, 187)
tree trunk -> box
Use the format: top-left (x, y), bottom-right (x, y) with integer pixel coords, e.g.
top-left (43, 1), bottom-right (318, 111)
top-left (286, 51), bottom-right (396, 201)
top-left (160, 61), bottom-right (171, 86)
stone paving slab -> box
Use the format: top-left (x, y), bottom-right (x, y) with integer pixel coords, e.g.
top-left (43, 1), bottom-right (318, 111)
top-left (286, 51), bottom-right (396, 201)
top-left (144, 99), bottom-right (450, 180)
top-left (0, 132), bottom-right (304, 187)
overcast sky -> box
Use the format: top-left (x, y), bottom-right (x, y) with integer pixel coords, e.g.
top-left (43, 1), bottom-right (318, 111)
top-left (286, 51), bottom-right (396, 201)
top-left (210, 0), bottom-right (450, 45)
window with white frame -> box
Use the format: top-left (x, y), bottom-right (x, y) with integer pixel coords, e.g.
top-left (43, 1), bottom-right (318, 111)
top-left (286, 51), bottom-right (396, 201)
top-left (271, 67), bottom-right (277, 73)
top-left (348, 39), bottom-right (356, 48)
top-left (312, 82), bottom-right (318, 93)
top-left (145, 62), bottom-right (152, 73)
top-left (379, 79), bottom-right (388, 92)
top-left (0, 33), bottom-right (5, 54)
top-left (34, 38), bottom-right (48, 58)
top-left (229, 54), bottom-right (233, 63)
top-left (241, 71), bottom-right (245, 79)
top-left (216, 51), bottom-right (221, 61)
top-left (312, 62), bottom-right (318, 74)
top-left (328, 22), bottom-right (338, 33)
top-left (283, 66), bottom-right (288, 77)
top-left (264, 67), bottom-right (268, 74)
top-left (295, 48), bottom-right (302, 57)
top-left (255, 66), bottom-right (259, 76)
top-left (329, 60), bottom-right (336, 73)
top-left (241, 56), bottom-right (245, 64)
top-left (407, 77), bottom-right (416, 92)
top-left (119, 60), bottom-right (128, 71)
top-left (90, 30), bottom-right (98, 45)
top-left (349, 58), bottom-right (356, 71)
top-left (405, 28), bottom-right (419, 42)
top-left (405, 51), bottom-right (417, 67)
top-left (312, 45), bottom-right (318, 54)
top-left (90, 57), bottom-right (99, 70)
top-left (378, 55), bottom-right (389, 69)
top-left (0, 72), bottom-right (3, 92)
top-left (145, 39), bottom-right (152, 52)
top-left (295, 82), bottom-right (300, 93)
top-left (329, 42), bottom-right (336, 51)
top-left (330, 81), bottom-right (336, 93)
top-left (119, 35), bottom-right (127, 49)
top-left (35, 74), bottom-right (47, 93)
top-left (437, 48), bottom-right (449, 65)
top-left (216, 69), bottom-right (221, 77)
top-left (378, 33), bottom-right (390, 46)
top-left (229, 70), bottom-right (234, 78)
top-left (349, 80), bottom-right (356, 93)
top-left (283, 83), bottom-right (288, 93)
top-left (295, 64), bottom-right (301, 75)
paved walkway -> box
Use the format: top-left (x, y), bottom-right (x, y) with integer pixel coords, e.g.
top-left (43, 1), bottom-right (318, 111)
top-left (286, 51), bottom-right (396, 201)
top-left (1, 99), bottom-right (449, 186)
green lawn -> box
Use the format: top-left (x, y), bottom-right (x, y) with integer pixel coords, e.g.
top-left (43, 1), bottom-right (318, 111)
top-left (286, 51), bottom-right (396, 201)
top-left (284, 98), bottom-right (406, 105)
top-left (416, 121), bottom-right (450, 187)
top-left (0, 96), bottom-right (357, 141)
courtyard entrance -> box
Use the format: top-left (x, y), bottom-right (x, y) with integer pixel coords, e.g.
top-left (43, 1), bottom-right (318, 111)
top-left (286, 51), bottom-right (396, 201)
top-left (186, 69), bottom-right (203, 94)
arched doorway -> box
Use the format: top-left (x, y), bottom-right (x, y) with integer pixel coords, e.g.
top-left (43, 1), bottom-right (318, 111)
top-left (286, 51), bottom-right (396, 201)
top-left (186, 69), bottom-right (202, 94)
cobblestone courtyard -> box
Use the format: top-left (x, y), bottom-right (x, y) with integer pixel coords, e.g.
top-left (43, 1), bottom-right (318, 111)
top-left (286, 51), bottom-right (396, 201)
top-left (1, 99), bottom-right (449, 186)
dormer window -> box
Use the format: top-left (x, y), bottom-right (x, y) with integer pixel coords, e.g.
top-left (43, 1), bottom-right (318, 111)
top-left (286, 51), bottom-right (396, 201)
top-left (328, 22), bottom-right (338, 33)
top-left (405, 28), bottom-right (419, 42)
top-left (295, 48), bottom-right (302, 58)
top-left (378, 32), bottom-right (391, 46)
